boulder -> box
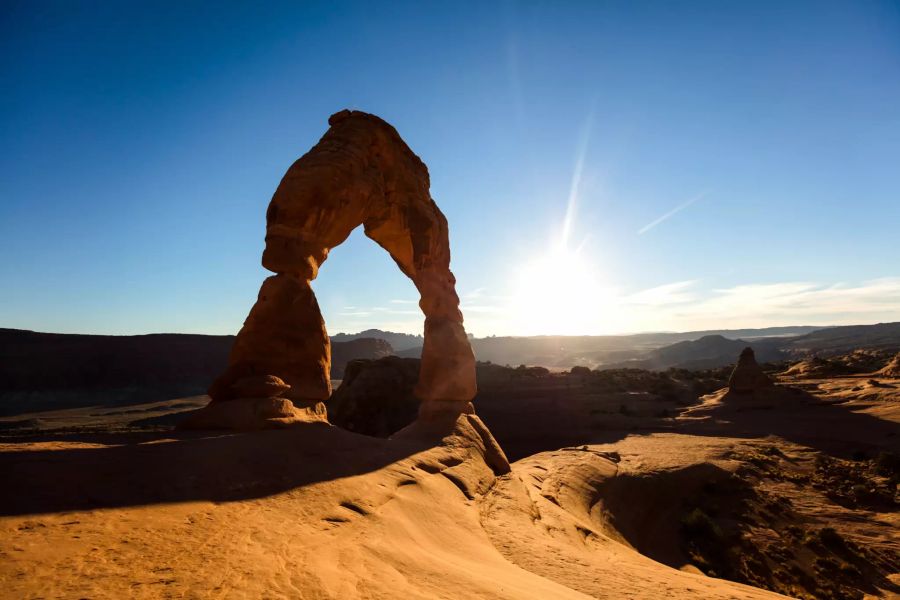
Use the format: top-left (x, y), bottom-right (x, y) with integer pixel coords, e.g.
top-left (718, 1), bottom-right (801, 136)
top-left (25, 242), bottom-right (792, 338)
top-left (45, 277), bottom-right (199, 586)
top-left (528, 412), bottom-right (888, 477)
top-left (327, 356), bottom-right (421, 437)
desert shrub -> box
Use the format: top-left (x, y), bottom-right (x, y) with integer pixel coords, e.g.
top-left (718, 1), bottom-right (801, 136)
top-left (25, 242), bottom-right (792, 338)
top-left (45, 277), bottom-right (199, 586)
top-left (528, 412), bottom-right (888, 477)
top-left (763, 445), bottom-right (785, 457)
top-left (681, 508), bottom-right (723, 541)
top-left (850, 449), bottom-right (869, 461)
top-left (814, 556), bottom-right (840, 572)
top-left (875, 451), bottom-right (900, 478)
top-left (838, 562), bottom-right (862, 579)
top-left (513, 365), bottom-right (550, 377)
top-left (818, 527), bottom-right (845, 551)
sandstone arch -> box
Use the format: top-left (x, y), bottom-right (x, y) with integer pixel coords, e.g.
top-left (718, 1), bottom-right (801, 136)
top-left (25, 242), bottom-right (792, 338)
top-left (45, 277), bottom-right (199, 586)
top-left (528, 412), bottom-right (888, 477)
top-left (196, 110), bottom-right (476, 428)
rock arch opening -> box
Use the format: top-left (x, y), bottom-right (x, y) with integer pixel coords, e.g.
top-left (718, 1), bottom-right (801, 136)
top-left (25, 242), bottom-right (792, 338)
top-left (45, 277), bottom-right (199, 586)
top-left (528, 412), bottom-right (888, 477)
top-left (315, 225), bottom-right (424, 365)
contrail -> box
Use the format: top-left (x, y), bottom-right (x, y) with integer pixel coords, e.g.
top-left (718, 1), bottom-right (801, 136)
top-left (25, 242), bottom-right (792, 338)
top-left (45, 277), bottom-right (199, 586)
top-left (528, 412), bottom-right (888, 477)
top-left (638, 191), bottom-right (709, 235)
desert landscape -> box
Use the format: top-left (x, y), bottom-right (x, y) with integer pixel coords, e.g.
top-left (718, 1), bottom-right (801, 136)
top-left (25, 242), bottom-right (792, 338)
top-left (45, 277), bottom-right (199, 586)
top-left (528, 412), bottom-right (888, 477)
top-left (2, 339), bottom-right (899, 598)
top-left (2, 110), bottom-right (899, 600)
top-left (4, 3), bottom-right (899, 599)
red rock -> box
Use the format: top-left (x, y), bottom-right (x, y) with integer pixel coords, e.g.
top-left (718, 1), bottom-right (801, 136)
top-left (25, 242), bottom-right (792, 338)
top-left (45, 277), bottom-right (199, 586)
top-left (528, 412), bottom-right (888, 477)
top-left (877, 352), bottom-right (900, 378)
top-left (195, 110), bottom-right (477, 429)
top-left (230, 375), bottom-right (291, 399)
top-left (727, 347), bottom-right (774, 393)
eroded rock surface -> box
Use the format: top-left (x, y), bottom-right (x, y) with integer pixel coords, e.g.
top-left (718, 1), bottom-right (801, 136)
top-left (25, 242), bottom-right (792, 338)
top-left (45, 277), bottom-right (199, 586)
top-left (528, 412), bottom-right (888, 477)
top-left (191, 110), bottom-right (477, 429)
top-left (877, 352), bottom-right (900, 378)
top-left (727, 347), bottom-right (774, 394)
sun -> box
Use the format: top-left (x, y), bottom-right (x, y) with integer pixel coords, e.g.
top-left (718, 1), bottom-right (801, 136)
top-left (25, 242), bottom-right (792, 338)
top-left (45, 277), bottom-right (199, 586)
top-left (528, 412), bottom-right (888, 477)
top-left (508, 244), bottom-right (616, 336)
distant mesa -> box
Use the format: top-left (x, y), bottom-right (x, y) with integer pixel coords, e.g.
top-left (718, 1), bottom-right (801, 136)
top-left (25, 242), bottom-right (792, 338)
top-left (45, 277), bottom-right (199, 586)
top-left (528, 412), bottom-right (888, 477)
top-left (184, 110), bottom-right (482, 432)
top-left (331, 329), bottom-right (423, 353)
top-left (330, 337), bottom-right (393, 378)
top-left (726, 347), bottom-right (774, 394)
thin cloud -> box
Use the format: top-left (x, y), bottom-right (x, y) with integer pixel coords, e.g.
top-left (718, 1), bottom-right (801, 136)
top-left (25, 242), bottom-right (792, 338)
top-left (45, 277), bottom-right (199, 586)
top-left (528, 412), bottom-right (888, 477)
top-left (628, 277), bottom-right (900, 331)
top-left (638, 191), bottom-right (709, 235)
top-left (338, 278), bottom-right (900, 337)
top-left (625, 280), bottom-right (698, 306)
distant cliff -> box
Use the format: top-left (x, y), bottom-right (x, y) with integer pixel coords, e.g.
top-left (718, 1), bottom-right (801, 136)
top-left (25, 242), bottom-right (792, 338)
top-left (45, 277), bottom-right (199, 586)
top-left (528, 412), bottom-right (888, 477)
top-left (331, 329), bottom-right (423, 352)
top-left (0, 329), bottom-right (391, 415)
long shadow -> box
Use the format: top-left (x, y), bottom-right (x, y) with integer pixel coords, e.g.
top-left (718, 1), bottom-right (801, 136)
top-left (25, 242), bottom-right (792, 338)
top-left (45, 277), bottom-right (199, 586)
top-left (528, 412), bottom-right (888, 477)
top-left (478, 409), bottom-right (678, 462)
top-left (477, 381), bottom-right (899, 461)
top-left (674, 385), bottom-right (900, 458)
top-left (5, 382), bottom-right (895, 517)
top-left (0, 424), bottom-right (438, 517)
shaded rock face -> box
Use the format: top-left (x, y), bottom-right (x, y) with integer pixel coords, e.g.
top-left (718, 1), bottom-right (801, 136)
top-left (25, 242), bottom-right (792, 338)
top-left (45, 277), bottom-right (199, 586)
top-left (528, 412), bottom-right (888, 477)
top-left (727, 347), bottom-right (774, 394)
top-left (327, 356), bottom-right (421, 437)
top-left (198, 110), bottom-right (476, 429)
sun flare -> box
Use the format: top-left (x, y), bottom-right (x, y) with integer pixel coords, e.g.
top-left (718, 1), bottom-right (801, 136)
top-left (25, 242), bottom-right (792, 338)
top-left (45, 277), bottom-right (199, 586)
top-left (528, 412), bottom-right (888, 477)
top-left (509, 244), bottom-right (616, 336)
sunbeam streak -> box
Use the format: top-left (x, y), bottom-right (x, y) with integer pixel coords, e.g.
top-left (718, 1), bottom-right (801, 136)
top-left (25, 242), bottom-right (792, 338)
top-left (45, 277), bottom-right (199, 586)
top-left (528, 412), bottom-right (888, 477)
top-left (561, 104), bottom-right (596, 249)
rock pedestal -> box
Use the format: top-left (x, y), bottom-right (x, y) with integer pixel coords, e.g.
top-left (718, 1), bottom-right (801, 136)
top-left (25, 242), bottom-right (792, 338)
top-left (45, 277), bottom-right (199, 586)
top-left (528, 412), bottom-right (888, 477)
top-left (727, 347), bottom-right (774, 394)
top-left (186, 110), bottom-right (477, 430)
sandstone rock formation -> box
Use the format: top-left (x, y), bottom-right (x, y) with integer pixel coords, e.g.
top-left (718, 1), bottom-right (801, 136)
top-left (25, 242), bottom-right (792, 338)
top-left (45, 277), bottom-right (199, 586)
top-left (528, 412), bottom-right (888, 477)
top-left (186, 110), bottom-right (477, 429)
top-left (877, 352), bottom-right (900, 378)
top-left (727, 347), bottom-right (774, 393)
top-left (327, 356), bottom-right (420, 437)
top-left (780, 356), bottom-right (854, 379)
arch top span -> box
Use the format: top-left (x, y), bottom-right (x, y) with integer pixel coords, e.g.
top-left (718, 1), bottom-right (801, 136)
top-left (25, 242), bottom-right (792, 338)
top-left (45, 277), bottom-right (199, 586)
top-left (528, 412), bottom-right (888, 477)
top-left (205, 110), bottom-right (476, 426)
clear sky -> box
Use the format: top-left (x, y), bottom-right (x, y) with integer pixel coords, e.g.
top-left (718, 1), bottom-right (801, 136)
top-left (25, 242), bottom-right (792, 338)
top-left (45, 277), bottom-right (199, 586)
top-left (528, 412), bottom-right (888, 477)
top-left (2, 1), bottom-right (899, 337)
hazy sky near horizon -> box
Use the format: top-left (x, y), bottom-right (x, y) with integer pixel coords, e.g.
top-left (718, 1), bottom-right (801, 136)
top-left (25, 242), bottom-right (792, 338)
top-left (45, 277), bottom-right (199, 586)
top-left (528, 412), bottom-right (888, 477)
top-left (2, 1), bottom-right (899, 337)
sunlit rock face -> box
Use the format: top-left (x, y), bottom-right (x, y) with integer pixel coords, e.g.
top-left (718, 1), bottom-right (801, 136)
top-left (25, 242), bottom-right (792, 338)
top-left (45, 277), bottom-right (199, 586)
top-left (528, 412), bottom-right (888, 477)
top-left (191, 110), bottom-right (476, 429)
top-left (877, 352), bottom-right (900, 378)
top-left (727, 347), bottom-right (774, 394)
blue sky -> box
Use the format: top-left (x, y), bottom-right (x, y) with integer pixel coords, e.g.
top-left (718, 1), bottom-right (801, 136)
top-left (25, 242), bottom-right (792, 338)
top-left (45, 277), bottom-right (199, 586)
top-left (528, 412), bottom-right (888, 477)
top-left (2, 1), bottom-right (899, 336)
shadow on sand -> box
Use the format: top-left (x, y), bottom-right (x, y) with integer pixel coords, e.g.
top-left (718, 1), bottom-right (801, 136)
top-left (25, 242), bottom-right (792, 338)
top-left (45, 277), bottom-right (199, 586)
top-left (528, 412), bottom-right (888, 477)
top-left (479, 382), bottom-right (900, 462)
top-left (3, 383), bottom-right (896, 517)
top-left (0, 423), bottom-right (440, 517)
top-left (674, 385), bottom-right (900, 457)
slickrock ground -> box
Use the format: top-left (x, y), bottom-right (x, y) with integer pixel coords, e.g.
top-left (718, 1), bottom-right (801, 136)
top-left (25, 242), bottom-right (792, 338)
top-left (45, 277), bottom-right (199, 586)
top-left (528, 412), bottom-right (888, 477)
top-left (1, 423), bottom-right (778, 599)
top-left (1, 369), bottom-right (898, 599)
